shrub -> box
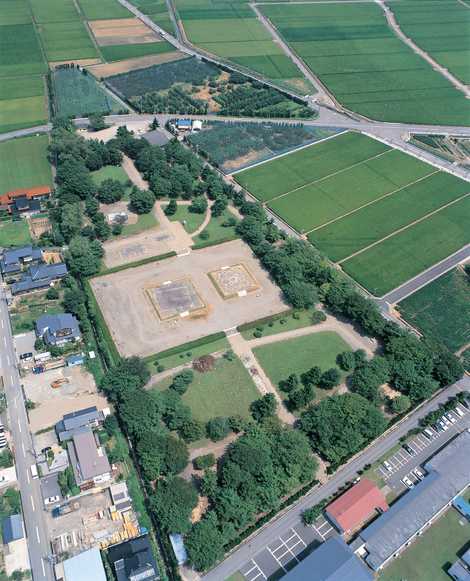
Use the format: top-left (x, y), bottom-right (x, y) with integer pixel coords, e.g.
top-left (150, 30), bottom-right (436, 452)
top-left (46, 287), bottom-right (59, 300)
top-left (193, 453), bottom-right (216, 470)
top-left (206, 417), bottom-right (231, 441)
top-left (311, 310), bottom-right (327, 324)
top-left (319, 368), bottom-right (341, 389)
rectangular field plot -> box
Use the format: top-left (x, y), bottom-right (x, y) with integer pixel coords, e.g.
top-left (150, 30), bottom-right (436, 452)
top-left (91, 239), bottom-right (286, 357)
top-left (342, 195), bottom-right (470, 297)
top-left (38, 21), bottom-right (98, 62)
top-left (398, 268), bottom-right (470, 353)
top-left (260, 2), bottom-right (470, 125)
top-left (0, 135), bottom-right (52, 194)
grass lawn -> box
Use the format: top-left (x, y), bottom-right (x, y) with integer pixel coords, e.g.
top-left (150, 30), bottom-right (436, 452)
top-left (163, 204), bottom-right (206, 234)
top-left (240, 310), bottom-right (314, 340)
top-left (91, 165), bottom-right (129, 185)
top-left (152, 356), bottom-right (259, 422)
top-left (10, 290), bottom-right (63, 334)
top-left (119, 212), bottom-right (158, 237)
top-left (0, 219), bottom-right (31, 247)
top-left (146, 335), bottom-right (230, 372)
top-left (380, 508), bottom-right (470, 581)
top-left (253, 331), bottom-right (351, 387)
top-left (398, 268), bottom-right (470, 352)
top-left (0, 135), bottom-right (52, 193)
top-left (194, 210), bottom-right (238, 245)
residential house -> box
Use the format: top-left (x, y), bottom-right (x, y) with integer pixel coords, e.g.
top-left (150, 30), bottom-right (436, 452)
top-left (11, 196), bottom-right (42, 216)
top-left (56, 406), bottom-right (106, 442)
top-left (35, 312), bottom-right (81, 346)
top-left (0, 245), bottom-right (43, 275)
top-left (0, 186), bottom-right (51, 214)
top-left (67, 427), bottom-right (111, 490)
top-left (11, 262), bottom-right (68, 295)
top-left (108, 535), bottom-right (160, 581)
top-left (2, 514), bottom-right (30, 576)
top-left (110, 482), bottom-right (133, 514)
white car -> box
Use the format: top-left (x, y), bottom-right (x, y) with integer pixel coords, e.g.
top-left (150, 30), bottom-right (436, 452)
top-left (439, 420), bottom-right (449, 431)
top-left (413, 467), bottom-right (425, 480)
top-left (441, 415), bottom-right (451, 426)
top-left (402, 476), bottom-right (414, 489)
top-left (446, 412), bottom-right (457, 424)
top-left (383, 460), bottom-right (393, 473)
top-left (44, 495), bottom-right (60, 505)
top-left (455, 406), bottom-right (465, 417)
top-left (423, 428), bottom-right (436, 439)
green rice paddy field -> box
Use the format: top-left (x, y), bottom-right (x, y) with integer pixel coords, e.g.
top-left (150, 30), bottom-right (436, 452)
top-left (174, 0), bottom-right (310, 93)
top-left (392, 0), bottom-right (470, 84)
top-left (398, 268), bottom-right (470, 352)
top-left (100, 41), bottom-right (175, 63)
top-left (237, 132), bottom-right (470, 296)
top-left (130, 0), bottom-right (176, 34)
top-left (0, 135), bottom-right (52, 194)
top-left (77, 0), bottom-right (131, 20)
top-left (260, 2), bottom-right (470, 124)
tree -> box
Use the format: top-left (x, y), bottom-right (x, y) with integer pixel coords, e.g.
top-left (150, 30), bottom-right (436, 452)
top-left (186, 511), bottom-right (225, 571)
top-left (164, 199), bottom-right (177, 216)
top-left (279, 373), bottom-right (299, 393)
top-left (149, 117), bottom-right (159, 130)
top-left (193, 454), bottom-right (215, 470)
top-left (46, 287), bottom-right (59, 300)
top-left (171, 369), bottom-right (194, 395)
top-left (236, 216), bottom-right (266, 247)
top-left (211, 197), bottom-right (228, 217)
top-left (60, 203), bottom-right (83, 242)
top-left (282, 280), bottom-right (317, 309)
top-left (337, 351), bottom-right (356, 372)
top-left (206, 417), bottom-right (231, 441)
top-left (390, 395), bottom-right (411, 414)
top-left (150, 476), bottom-right (198, 533)
top-left (179, 419), bottom-right (205, 443)
top-left (97, 179), bottom-right (125, 204)
top-left (318, 368), bottom-right (341, 390)
top-left (100, 357), bottom-right (150, 402)
top-left (250, 394), bottom-right (277, 422)
top-left (350, 357), bottom-right (390, 403)
top-left (189, 196), bottom-right (208, 214)
top-left (137, 431), bottom-right (188, 479)
top-left (66, 236), bottom-right (103, 277)
top-left (300, 366), bottom-right (321, 387)
top-left (287, 386), bottom-right (314, 411)
top-left (88, 113), bottom-right (107, 131)
top-left (129, 188), bottom-right (155, 214)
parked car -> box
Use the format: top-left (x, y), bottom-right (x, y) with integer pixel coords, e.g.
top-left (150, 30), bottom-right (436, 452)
top-left (439, 420), bottom-right (449, 431)
top-left (383, 460), bottom-right (393, 472)
top-left (423, 427), bottom-right (436, 439)
top-left (403, 443), bottom-right (416, 456)
top-left (413, 467), bottom-right (425, 480)
top-left (455, 406), bottom-right (465, 418)
top-left (441, 415), bottom-right (451, 426)
top-left (445, 412), bottom-right (457, 424)
top-left (402, 476), bottom-right (414, 489)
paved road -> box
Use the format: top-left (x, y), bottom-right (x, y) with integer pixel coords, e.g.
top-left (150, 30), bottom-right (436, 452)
top-left (378, 243), bottom-right (470, 305)
top-left (203, 375), bottom-right (470, 581)
top-left (0, 280), bottom-right (53, 581)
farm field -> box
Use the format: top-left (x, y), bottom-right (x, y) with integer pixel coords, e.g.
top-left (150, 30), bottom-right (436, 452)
top-left (398, 268), bottom-right (470, 353)
top-left (391, 0), bottom-right (470, 84)
top-left (380, 507), bottom-right (470, 581)
top-left (238, 131), bottom-right (470, 296)
top-left (53, 67), bottom-right (122, 118)
top-left (253, 331), bottom-right (350, 388)
top-left (174, 0), bottom-right (310, 93)
top-left (260, 2), bottom-right (470, 124)
top-left (100, 41), bottom-right (175, 62)
top-left (0, 220), bottom-right (32, 248)
top-left (38, 21), bottom-right (98, 62)
top-left (152, 356), bottom-right (259, 422)
top-left (77, 0), bottom-right (131, 20)
top-left (410, 134), bottom-right (470, 169)
top-left (128, 0), bottom-right (176, 34)
top-left (0, 135), bottom-right (52, 194)
top-left (188, 122), bottom-right (342, 173)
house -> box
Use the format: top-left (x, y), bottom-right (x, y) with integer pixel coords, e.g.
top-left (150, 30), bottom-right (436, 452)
top-left (55, 547), bottom-right (107, 581)
top-left (357, 429), bottom-right (470, 571)
top-left (108, 535), bottom-right (160, 581)
top-left (282, 537), bottom-right (372, 581)
top-left (0, 245), bottom-right (43, 275)
top-left (2, 514), bottom-right (30, 576)
top-left (35, 312), bottom-right (81, 346)
top-left (110, 482), bottom-right (133, 514)
top-left (12, 196), bottom-right (42, 215)
top-left (326, 479), bottom-right (388, 534)
top-left (41, 473), bottom-right (62, 507)
top-left (11, 262), bottom-right (68, 295)
top-left (66, 353), bottom-right (85, 367)
top-left (67, 427), bottom-right (111, 490)
top-left (176, 119), bottom-right (192, 131)
top-left (448, 561), bottom-right (470, 581)
top-left (56, 406), bottom-right (105, 442)
top-left (143, 129), bottom-right (169, 147)
top-left (0, 186), bottom-right (51, 214)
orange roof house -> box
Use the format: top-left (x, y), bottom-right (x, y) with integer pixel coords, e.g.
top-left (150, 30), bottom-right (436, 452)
top-left (0, 186), bottom-right (51, 207)
top-left (326, 479), bottom-right (388, 534)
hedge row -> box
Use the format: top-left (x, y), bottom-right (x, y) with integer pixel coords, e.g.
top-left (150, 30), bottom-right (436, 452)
top-left (96, 251), bottom-right (177, 277)
top-left (145, 331), bottom-right (227, 362)
top-left (237, 309), bottom-right (294, 332)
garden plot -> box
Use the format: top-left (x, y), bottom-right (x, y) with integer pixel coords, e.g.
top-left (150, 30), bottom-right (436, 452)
top-left (90, 239), bottom-right (286, 357)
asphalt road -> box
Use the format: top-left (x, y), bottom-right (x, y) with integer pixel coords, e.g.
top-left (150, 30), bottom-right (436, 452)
top-left (0, 280), bottom-right (53, 581)
top-left (203, 375), bottom-right (470, 581)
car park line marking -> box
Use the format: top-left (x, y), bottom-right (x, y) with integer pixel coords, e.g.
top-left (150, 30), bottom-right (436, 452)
top-left (6, 355), bottom-right (9, 366)
top-left (417, 435), bottom-right (429, 447)
top-left (3, 337), bottom-right (6, 346)
top-left (31, 497), bottom-right (35, 511)
top-left (26, 471), bottom-right (30, 483)
top-left (409, 440), bottom-right (422, 452)
top-left (242, 560), bottom-right (266, 581)
top-left (267, 546), bottom-right (286, 572)
top-left (41, 559), bottom-right (46, 577)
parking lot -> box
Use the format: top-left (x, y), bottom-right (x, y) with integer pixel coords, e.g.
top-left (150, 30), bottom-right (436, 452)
top-left (375, 404), bottom-right (470, 493)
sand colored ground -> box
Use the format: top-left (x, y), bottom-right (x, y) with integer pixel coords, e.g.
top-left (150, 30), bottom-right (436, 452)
top-left (87, 51), bottom-right (186, 77)
top-left (91, 239), bottom-right (287, 357)
top-left (89, 18), bottom-right (162, 46)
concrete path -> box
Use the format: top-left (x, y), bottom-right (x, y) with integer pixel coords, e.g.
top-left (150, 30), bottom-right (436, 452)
top-left (227, 333), bottom-right (297, 425)
top-left (122, 154), bottom-right (149, 190)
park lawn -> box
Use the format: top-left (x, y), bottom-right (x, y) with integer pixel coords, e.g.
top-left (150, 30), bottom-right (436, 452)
top-left (380, 508), bottom-right (470, 581)
top-left (120, 212), bottom-right (158, 237)
top-left (398, 268), bottom-right (470, 353)
top-left (164, 204), bottom-right (206, 234)
top-left (261, 2), bottom-right (470, 125)
top-left (100, 41), bottom-right (175, 62)
top-left (194, 210), bottom-right (238, 245)
top-left (153, 356), bottom-right (259, 422)
top-left (0, 220), bottom-right (31, 247)
top-left (253, 331), bottom-right (351, 387)
top-left (91, 165), bottom-right (129, 185)
top-left (240, 310), bottom-right (313, 340)
top-left (10, 290), bottom-right (63, 334)
top-left (146, 335), bottom-right (230, 371)
top-left (342, 194), bottom-right (470, 297)
top-left (0, 135), bottom-right (52, 193)
top-left (77, 0), bottom-right (131, 19)
top-left (53, 68), bottom-right (121, 118)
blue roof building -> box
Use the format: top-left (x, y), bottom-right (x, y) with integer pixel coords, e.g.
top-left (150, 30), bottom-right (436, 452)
top-left (35, 312), bottom-right (81, 346)
top-left (2, 515), bottom-right (24, 545)
top-left (11, 262), bottom-right (68, 295)
top-left (62, 547), bottom-right (106, 581)
top-left (282, 537), bottom-right (372, 581)
top-left (0, 245), bottom-right (43, 274)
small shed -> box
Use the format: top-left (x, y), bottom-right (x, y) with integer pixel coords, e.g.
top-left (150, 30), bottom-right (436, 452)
top-left (66, 354), bottom-right (85, 367)
top-left (453, 496), bottom-right (470, 519)
top-left (2, 515), bottom-right (24, 545)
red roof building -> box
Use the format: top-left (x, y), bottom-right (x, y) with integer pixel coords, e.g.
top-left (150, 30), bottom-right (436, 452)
top-left (0, 186), bottom-right (51, 210)
top-left (326, 479), bottom-right (388, 534)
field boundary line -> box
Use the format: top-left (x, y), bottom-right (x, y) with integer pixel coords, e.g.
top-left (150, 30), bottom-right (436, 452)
top-left (232, 130), bottom-right (348, 176)
top-left (306, 169), bottom-right (439, 234)
top-left (268, 148), bottom-right (394, 203)
top-left (339, 191), bottom-right (470, 264)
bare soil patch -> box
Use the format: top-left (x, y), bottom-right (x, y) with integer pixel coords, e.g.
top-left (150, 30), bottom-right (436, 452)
top-left (29, 215), bottom-right (51, 238)
top-left (89, 18), bottom-right (162, 46)
top-left (87, 51), bottom-right (186, 77)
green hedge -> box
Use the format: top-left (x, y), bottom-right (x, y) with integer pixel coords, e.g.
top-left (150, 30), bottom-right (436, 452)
top-left (237, 309), bottom-right (294, 332)
top-left (145, 332), bottom-right (226, 363)
top-left (191, 235), bottom-right (237, 251)
top-left (97, 251), bottom-right (177, 277)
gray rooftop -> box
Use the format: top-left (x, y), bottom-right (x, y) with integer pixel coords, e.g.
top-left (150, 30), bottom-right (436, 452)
top-left (63, 407), bottom-right (99, 431)
top-left (68, 427), bottom-right (110, 485)
top-left (2, 514), bottom-right (24, 544)
top-left (143, 129), bottom-right (169, 146)
top-left (35, 312), bottom-right (80, 344)
top-left (283, 537), bottom-right (372, 581)
top-left (62, 547), bottom-right (106, 581)
top-left (463, 548), bottom-right (470, 567)
top-left (360, 430), bottom-right (470, 570)
top-left (41, 473), bottom-right (62, 504)
top-left (448, 561), bottom-right (470, 581)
